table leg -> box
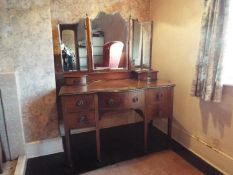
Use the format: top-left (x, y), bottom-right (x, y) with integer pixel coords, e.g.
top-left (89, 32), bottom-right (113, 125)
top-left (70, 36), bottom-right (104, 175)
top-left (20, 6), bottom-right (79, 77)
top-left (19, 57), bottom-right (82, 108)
top-left (144, 116), bottom-right (148, 152)
top-left (95, 94), bottom-right (101, 161)
top-left (168, 117), bottom-right (172, 138)
top-left (96, 128), bottom-right (101, 161)
top-left (65, 128), bottom-right (72, 167)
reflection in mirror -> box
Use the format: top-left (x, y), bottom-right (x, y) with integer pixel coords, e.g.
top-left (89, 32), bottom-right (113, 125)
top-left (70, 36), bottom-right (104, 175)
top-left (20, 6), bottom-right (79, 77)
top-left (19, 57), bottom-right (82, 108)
top-left (132, 20), bottom-right (142, 67)
top-left (61, 30), bottom-right (76, 71)
top-left (142, 22), bottom-right (152, 68)
top-left (77, 19), bottom-right (88, 71)
top-left (59, 21), bottom-right (88, 72)
top-left (91, 12), bottom-right (128, 70)
top-left (131, 20), bottom-right (153, 69)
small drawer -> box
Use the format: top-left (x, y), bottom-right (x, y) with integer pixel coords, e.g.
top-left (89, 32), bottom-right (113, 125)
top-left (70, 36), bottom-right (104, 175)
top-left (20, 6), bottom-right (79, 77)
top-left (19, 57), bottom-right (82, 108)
top-left (98, 92), bottom-right (127, 109)
top-left (147, 103), bottom-right (169, 120)
top-left (128, 90), bottom-right (145, 109)
top-left (63, 94), bottom-right (94, 112)
top-left (64, 111), bottom-right (95, 129)
top-left (64, 76), bottom-right (87, 86)
top-left (146, 88), bottom-right (168, 104)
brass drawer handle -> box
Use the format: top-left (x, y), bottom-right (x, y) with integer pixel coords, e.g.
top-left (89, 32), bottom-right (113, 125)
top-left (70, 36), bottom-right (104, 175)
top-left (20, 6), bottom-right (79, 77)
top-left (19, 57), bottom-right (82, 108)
top-left (107, 98), bottom-right (114, 105)
top-left (132, 96), bottom-right (139, 103)
top-left (79, 115), bottom-right (88, 124)
top-left (76, 100), bottom-right (84, 106)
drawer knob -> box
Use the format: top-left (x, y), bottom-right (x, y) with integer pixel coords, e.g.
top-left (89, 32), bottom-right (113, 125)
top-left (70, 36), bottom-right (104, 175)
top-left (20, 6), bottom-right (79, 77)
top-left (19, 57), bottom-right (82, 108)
top-left (156, 93), bottom-right (163, 101)
top-left (79, 115), bottom-right (88, 123)
top-left (76, 100), bottom-right (84, 106)
top-left (132, 96), bottom-right (139, 103)
top-left (107, 98), bottom-right (114, 105)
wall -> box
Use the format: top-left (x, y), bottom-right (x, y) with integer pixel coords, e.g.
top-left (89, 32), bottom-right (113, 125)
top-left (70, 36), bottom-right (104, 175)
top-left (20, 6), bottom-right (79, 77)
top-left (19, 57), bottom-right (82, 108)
top-left (50, 0), bottom-right (150, 61)
top-left (1, 0), bottom-right (151, 144)
top-left (150, 0), bottom-right (233, 174)
top-left (0, 73), bottom-right (25, 159)
top-left (0, 0), bottom-right (58, 143)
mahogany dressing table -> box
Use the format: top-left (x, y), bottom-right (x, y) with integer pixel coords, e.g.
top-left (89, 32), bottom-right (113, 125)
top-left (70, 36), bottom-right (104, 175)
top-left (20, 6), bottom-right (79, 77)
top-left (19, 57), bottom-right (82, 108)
top-left (56, 13), bottom-right (175, 167)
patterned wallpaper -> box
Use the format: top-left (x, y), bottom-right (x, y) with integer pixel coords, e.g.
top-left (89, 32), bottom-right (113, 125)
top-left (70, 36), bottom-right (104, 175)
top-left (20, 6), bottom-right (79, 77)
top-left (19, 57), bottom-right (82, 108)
top-left (50, 0), bottom-right (151, 55)
top-left (0, 0), bottom-right (59, 142)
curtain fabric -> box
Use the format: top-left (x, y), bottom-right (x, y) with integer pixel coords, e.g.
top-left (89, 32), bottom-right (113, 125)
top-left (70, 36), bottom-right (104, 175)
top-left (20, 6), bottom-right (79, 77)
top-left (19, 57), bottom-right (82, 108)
top-left (193, 0), bottom-right (229, 102)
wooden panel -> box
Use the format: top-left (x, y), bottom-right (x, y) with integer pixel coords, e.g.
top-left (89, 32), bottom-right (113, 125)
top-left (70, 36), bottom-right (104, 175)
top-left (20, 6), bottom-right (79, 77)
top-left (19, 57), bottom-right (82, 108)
top-left (64, 76), bottom-right (87, 86)
top-left (64, 111), bottom-right (95, 129)
top-left (63, 94), bottom-right (94, 112)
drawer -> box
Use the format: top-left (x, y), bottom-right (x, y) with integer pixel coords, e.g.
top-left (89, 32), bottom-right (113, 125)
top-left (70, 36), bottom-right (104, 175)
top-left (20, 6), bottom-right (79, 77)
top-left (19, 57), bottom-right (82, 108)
top-left (63, 94), bottom-right (95, 112)
top-left (146, 88), bottom-right (169, 104)
top-left (98, 92), bottom-right (127, 109)
top-left (147, 103), bottom-right (169, 120)
top-left (64, 111), bottom-right (95, 129)
top-left (128, 90), bottom-right (145, 109)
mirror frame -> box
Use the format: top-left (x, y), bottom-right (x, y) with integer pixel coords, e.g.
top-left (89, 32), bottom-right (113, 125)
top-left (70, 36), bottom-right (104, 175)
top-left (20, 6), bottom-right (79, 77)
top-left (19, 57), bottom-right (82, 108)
top-left (129, 19), bottom-right (153, 70)
top-left (87, 13), bottom-right (130, 71)
top-left (58, 13), bottom-right (153, 74)
top-left (59, 23), bottom-right (80, 70)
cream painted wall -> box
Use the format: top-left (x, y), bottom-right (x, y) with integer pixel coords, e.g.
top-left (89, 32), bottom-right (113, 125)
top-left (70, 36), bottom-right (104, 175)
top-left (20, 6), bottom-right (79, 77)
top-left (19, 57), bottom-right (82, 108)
top-left (150, 0), bottom-right (233, 174)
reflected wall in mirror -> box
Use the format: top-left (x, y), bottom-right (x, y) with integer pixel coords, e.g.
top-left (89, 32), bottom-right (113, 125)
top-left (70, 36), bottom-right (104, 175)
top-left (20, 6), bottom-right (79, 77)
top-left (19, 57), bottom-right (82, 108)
top-left (131, 19), bottom-right (153, 69)
top-left (90, 12), bottom-right (128, 70)
top-left (59, 20), bottom-right (88, 72)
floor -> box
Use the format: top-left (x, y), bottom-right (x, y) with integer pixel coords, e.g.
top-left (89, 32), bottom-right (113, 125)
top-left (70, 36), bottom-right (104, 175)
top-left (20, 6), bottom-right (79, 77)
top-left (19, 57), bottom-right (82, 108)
top-left (25, 123), bottom-right (221, 175)
top-left (82, 150), bottom-right (203, 175)
top-left (1, 160), bottom-right (17, 175)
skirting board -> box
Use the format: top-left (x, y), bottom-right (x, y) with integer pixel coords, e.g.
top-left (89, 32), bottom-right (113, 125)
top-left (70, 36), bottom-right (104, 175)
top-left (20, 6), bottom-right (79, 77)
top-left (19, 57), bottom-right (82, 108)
top-left (14, 156), bottom-right (27, 175)
top-left (25, 137), bottom-right (64, 159)
top-left (153, 119), bottom-right (233, 175)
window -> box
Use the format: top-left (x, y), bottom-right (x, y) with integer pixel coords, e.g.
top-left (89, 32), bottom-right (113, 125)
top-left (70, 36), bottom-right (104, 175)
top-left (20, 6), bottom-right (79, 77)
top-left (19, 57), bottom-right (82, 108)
top-left (222, 0), bottom-right (233, 85)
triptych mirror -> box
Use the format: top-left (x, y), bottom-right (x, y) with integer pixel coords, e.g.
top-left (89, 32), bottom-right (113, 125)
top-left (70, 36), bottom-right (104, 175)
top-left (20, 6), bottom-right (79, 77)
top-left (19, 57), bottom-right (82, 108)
top-left (58, 12), bottom-right (153, 73)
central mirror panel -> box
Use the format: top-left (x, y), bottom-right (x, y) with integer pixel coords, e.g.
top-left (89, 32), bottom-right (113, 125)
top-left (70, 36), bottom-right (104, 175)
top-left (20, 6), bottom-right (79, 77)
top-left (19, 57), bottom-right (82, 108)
top-left (91, 12), bottom-right (128, 70)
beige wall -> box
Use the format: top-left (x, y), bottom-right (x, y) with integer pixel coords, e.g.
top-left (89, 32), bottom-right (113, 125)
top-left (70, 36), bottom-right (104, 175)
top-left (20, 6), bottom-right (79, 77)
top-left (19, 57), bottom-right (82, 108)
top-left (150, 0), bottom-right (233, 174)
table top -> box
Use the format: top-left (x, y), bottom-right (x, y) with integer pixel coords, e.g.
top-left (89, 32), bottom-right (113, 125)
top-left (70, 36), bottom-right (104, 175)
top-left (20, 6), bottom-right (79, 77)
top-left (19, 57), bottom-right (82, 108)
top-left (59, 79), bottom-right (175, 96)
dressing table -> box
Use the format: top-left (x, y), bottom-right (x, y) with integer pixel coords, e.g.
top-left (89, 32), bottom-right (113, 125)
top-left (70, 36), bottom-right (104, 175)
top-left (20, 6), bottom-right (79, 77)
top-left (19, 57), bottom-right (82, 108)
top-left (56, 12), bottom-right (175, 167)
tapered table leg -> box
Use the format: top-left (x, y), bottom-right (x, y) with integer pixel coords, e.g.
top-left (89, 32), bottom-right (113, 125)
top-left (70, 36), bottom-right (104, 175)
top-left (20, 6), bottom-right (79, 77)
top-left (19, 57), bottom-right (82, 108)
top-left (65, 128), bottom-right (72, 167)
top-left (96, 128), bottom-right (101, 161)
top-left (95, 94), bottom-right (101, 161)
top-left (144, 108), bottom-right (148, 153)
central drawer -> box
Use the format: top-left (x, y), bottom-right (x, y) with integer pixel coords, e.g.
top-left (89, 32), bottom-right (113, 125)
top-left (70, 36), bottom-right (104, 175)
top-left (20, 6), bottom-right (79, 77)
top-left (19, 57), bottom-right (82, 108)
top-left (98, 90), bottom-right (145, 110)
top-left (128, 90), bottom-right (145, 109)
top-left (98, 92), bottom-right (127, 109)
